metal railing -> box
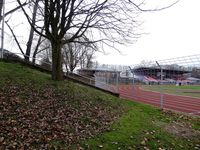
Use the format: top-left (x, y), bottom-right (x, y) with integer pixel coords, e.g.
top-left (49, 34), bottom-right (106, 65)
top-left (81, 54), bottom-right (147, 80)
top-left (66, 72), bottom-right (118, 94)
top-left (0, 51), bottom-right (119, 95)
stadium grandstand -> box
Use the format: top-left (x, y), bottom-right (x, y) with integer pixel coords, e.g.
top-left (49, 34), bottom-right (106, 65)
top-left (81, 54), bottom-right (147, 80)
top-left (129, 65), bottom-right (200, 85)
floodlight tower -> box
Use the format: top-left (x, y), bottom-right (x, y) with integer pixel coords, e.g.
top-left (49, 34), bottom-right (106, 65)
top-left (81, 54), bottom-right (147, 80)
top-left (128, 66), bottom-right (135, 96)
top-left (156, 61), bottom-right (164, 110)
top-left (1, 0), bottom-right (5, 58)
top-left (128, 66), bottom-right (135, 84)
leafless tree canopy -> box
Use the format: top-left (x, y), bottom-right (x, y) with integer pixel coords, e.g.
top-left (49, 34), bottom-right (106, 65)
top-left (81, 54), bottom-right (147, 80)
top-left (63, 35), bottom-right (97, 72)
top-left (16, 0), bottom-right (178, 80)
top-left (0, 1), bottom-right (27, 23)
top-left (45, 0), bottom-right (142, 45)
top-left (17, 0), bottom-right (145, 45)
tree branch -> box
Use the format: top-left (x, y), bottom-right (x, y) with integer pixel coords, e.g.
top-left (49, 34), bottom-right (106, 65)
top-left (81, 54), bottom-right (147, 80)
top-left (5, 21), bottom-right (25, 56)
top-left (16, 0), bottom-right (48, 39)
top-left (129, 0), bottom-right (180, 12)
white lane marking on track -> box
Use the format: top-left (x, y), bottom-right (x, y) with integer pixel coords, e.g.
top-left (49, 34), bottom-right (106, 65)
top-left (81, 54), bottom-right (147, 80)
top-left (189, 111), bottom-right (200, 115)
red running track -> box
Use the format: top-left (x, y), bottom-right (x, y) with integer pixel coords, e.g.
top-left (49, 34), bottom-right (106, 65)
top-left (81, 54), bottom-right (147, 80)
top-left (119, 85), bottom-right (200, 116)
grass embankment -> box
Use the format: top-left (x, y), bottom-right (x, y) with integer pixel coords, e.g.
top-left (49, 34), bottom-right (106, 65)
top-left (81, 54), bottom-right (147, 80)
top-left (0, 61), bottom-right (199, 150)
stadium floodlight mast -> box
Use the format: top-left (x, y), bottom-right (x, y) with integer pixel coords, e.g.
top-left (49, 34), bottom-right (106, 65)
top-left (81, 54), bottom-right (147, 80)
top-left (128, 66), bottom-right (135, 96)
top-left (116, 70), bottom-right (119, 93)
top-left (156, 61), bottom-right (164, 110)
top-left (1, 0), bottom-right (5, 58)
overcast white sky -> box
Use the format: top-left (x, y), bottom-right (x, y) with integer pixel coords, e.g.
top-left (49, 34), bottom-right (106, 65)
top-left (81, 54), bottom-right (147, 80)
top-left (95, 0), bottom-right (200, 65)
top-left (3, 0), bottom-right (200, 66)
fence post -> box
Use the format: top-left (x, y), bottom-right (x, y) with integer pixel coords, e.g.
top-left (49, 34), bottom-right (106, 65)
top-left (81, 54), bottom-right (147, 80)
top-left (156, 61), bottom-right (164, 110)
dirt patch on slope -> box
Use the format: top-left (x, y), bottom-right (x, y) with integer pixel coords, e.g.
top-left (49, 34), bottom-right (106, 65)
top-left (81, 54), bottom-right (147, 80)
top-left (165, 122), bottom-right (200, 138)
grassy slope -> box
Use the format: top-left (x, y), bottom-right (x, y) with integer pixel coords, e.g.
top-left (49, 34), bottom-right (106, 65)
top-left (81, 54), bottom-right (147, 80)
top-left (0, 62), bottom-right (200, 150)
top-left (0, 62), bottom-right (124, 149)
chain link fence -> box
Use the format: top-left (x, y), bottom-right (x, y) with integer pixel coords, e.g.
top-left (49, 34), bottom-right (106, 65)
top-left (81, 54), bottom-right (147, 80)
top-left (1, 50), bottom-right (200, 115)
top-left (119, 54), bottom-right (200, 115)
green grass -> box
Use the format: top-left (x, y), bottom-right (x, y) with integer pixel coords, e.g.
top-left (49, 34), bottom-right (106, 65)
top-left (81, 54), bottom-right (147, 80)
top-left (79, 102), bottom-right (200, 150)
top-left (142, 85), bottom-right (200, 98)
top-left (0, 61), bottom-right (124, 149)
top-left (0, 61), bottom-right (200, 149)
top-left (0, 61), bottom-right (52, 86)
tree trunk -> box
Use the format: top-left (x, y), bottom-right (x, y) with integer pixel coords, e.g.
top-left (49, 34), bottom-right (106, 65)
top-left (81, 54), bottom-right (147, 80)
top-left (32, 34), bottom-right (43, 64)
top-left (32, 46), bottom-right (38, 64)
top-left (51, 41), bottom-right (63, 81)
top-left (25, 0), bottom-right (39, 61)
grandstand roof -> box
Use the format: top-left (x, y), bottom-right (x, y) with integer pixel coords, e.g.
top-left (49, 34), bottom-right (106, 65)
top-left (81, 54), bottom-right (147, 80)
top-left (78, 68), bottom-right (120, 73)
top-left (133, 67), bottom-right (190, 75)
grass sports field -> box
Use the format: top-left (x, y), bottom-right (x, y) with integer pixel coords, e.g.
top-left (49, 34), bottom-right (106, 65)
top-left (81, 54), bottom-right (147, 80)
top-left (142, 85), bottom-right (200, 98)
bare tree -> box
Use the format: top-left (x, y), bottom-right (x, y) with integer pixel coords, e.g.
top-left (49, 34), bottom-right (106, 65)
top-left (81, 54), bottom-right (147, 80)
top-left (80, 45), bottom-right (96, 69)
top-left (34, 38), bottom-right (52, 64)
top-left (63, 42), bottom-right (79, 72)
top-left (0, 1), bottom-right (27, 23)
top-left (32, 33), bottom-right (47, 64)
top-left (5, 0), bottom-right (44, 62)
top-left (63, 36), bottom-right (97, 72)
top-left (5, 21), bottom-right (25, 56)
top-left (192, 68), bottom-right (200, 78)
top-left (1, 0), bottom-right (27, 57)
top-left (39, 48), bottom-right (52, 70)
top-left (25, 0), bottom-right (40, 61)
top-left (17, 0), bottom-right (178, 80)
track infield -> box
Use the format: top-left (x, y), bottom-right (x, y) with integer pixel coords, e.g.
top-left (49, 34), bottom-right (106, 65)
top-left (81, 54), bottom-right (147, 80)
top-left (119, 85), bottom-right (200, 116)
